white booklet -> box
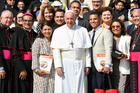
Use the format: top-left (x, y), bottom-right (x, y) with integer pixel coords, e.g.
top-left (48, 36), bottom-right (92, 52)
top-left (96, 53), bottom-right (106, 72)
top-left (39, 55), bottom-right (53, 74)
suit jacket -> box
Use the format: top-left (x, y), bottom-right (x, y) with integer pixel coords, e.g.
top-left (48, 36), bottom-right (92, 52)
top-left (127, 24), bottom-right (136, 36)
top-left (118, 35), bottom-right (131, 74)
top-left (78, 17), bottom-right (90, 29)
top-left (90, 27), bottom-right (113, 70)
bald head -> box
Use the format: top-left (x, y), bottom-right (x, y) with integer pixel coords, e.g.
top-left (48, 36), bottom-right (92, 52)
top-left (0, 10), bottom-right (13, 27)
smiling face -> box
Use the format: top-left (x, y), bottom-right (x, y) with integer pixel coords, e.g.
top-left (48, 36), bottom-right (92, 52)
top-left (111, 21), bottom-right (122, 36)
top-left (69, 2), bottom-right (81, 17)
top-left (65, 12), bottom-right (76, 29)
top-left (54, 11), bottom-right (64, 25)
top-left (0, 11), bottom-right (13, 27)
top-left (23, 15), bottom-right (33, 30)
top-left (89, 14), bottom-right (100, 29)
top-left (92, 0), bottom-right (102, 11)
top-left (41, 25), bottom-right (53, 39)
top-left (44, 8), bottom-right (54, 22)
top-left (16, 12), bottom-right (24, 25)
top-left (6, 0), bottom-right (15, 6)
top-left (132, 10), bottom-right (140, 27)
top-left (17, 1), bottom-right (25, 11)
top-left (101, 10), bottom-right (112, 24)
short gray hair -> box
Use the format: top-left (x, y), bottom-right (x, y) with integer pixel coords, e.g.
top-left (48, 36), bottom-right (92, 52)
top-left (131, 8), bottom-right (140, 13)
top-left (65, 10), bottom-right (76, 17)
top-left (1, 10), bottom-right (13, 18)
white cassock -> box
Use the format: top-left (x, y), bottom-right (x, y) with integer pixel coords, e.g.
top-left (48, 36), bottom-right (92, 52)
top-left (51, 24), bottom-right (92, 93)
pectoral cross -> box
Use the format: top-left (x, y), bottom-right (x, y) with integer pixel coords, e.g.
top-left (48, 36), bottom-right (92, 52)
top-left (70, 42), bottom-right (74, 48)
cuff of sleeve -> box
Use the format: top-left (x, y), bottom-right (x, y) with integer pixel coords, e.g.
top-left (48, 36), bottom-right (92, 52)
top-left (105, 63), bottom-right (112, 69)
top-left (0, 67), bottom-right (4, 70)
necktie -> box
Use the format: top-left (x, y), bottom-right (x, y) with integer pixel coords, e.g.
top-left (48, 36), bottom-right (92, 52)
top-left (90, 30), bottom-right (96, 65)
top-left (91, 30), bottom-right (96, 45)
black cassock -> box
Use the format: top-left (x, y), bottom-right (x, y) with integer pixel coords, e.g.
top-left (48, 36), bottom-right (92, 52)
top-left (130, 27), bottom-right (140, 93)
top-left (9, 27), bottom-right (37, 93)
top-left (0, 24), bottom-right (15, 93)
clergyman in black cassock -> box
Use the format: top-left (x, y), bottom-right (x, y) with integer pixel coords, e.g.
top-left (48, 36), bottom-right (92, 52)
top-left (9, 13), bottom-right (37, 93)
top-left (10, 27), bottom-right (37, 93)
top-left (0, 10), bottom-right (15, 93)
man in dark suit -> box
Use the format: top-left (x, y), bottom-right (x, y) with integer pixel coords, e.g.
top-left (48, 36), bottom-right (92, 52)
top-left (69, 0), bottom-right (89, 29)
top-left (127, 24), bottom-right (136, 36)
top-left (83, 0), bottom-right (103, 31)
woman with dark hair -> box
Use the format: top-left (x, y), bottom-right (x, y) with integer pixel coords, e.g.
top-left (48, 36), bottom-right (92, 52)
top-left (11, 11), bottom-right (24, 28)
top-left (32, 22), bottom-right (54, 93)
top-left (36, 5), bottom-right (55, 33)
top-left (110, 19), bottom-right (131, 93)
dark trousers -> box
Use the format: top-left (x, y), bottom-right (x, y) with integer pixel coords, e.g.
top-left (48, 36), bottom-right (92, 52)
top-left (88, 62), bottom-right (109, 93)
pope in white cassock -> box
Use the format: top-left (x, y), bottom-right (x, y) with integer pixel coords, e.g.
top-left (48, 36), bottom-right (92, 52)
top-left (51, 10), bottom-right (92, 93)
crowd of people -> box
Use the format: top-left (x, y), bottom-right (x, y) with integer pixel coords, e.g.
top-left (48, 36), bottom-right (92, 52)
top-left (0, 0), bottom-right (140, 93)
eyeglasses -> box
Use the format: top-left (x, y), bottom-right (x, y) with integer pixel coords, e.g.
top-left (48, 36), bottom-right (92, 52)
top-left (2, 17), bottom-right (13, 20)
top-left (92, 1), bottom-right (101, 3)
top-left (23, 20), bottom-right (33, 23)
top-left (132, 15), bottom-right (140, 18)
top-left (17, 17), bottom-right (23, 20)
top-left (71, 6), bottom-right (80, 9)
top-left (112, 25), bottom-right (121, 29)
top-left (8, 0), bottom-right (15, 1)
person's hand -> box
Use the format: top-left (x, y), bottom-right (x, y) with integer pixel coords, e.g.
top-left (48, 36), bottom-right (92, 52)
top-left (118, 53), bottom-right (127, 60)
top-left (85, 67), bottom-right (90, 76)
top-left (118, 15), bottom-right (125, 21)
top-left (33, 6), bottom-right (38, 12)
top-left (102, 67), bottom-right (110, 74)
top-left (56, 67), bottom-right (63, 77)
top-left (19, 70), bottom-right (27, 80)
top-left (40, 1), bottom-right (49, 10)
top-left (0, 70), bottom-right (6, 79)
top-left (36, 70), bottom-right (48, 76)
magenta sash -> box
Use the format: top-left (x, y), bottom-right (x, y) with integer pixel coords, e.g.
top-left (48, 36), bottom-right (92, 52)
top-left (2, 50), bottom-right (11, 60)
top-left (130, 52), bottom-right (140, 93)
top-left (22, 51), bottom-right (32, 60)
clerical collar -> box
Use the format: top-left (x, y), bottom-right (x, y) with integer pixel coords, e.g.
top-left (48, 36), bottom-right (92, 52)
top-left (23, 28), bottom-right (32, 32)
